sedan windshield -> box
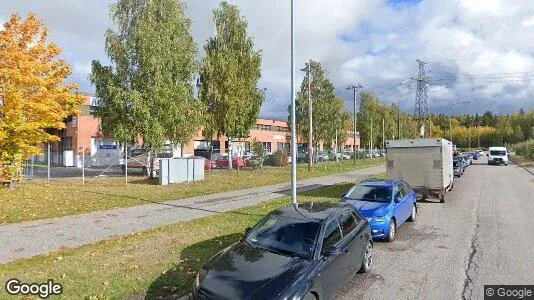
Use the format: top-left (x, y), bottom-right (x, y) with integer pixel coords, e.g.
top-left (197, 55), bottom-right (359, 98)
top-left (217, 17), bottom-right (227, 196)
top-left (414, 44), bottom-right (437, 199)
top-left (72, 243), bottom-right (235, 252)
top-left (490, 150), bottom-right (506, 156)
top-left (344, 185), bottom-right (392, 203)
top-left (245, 214), bottom-right (320, 259)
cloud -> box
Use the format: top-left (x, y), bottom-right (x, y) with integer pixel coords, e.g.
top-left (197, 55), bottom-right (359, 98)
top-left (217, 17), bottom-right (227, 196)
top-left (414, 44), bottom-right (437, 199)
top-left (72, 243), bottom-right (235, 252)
top-left (1, 0), bottom-right (534, 118)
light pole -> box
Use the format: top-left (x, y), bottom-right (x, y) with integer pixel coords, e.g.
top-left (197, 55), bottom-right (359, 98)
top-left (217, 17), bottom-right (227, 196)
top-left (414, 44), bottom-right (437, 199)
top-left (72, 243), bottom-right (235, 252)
top-left (346, 84), bottom-right (362, 162)
top-left (301, 60), bottom-right (313, 171)
top-left (290, 0), bottom-right (297, 208)
top-left (477, 121), bottom-right (482, 150)
top-left (449, 100), bottom-right (471, 144)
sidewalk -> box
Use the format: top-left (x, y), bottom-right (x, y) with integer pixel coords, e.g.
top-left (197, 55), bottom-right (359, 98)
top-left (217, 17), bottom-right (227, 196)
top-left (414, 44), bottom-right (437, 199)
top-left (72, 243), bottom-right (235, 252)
top-left (0, 165), bottom-right (385, 264)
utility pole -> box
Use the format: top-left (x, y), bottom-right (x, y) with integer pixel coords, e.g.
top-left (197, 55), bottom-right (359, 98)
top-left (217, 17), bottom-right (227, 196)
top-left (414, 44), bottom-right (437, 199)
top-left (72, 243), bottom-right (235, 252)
top-left (47, 142), bottom-right (51, 183)
top-left (301, 60), bottom-right (313, 171)
top-left (346, 83), bottom-right (363, 161)
top-left (370, 115), bottom-right (373, 158)
top-left (411, 59), bottom-right (429, 137)
top-left (382, 118), bottom-right (385, 150)
top-left (468, 123), bottom-right (471, 150)
top-left (397, 103), bottom-right (401, 140)
top-left (335, 128), bottom-right (339, 163)
top-left (477, 121), bottom-right (481, 149)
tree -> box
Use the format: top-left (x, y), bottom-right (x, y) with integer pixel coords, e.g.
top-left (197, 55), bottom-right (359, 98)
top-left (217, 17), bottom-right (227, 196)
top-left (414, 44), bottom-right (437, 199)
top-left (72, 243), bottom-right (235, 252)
top-left (251, 138), bottom-right (265, 169)
top-left (91, 0), bottom-right (201, 177)
top-left (0, 13), bottom-right (84, 186)
top-left (291, 60), bottom-right (342, 150)
top-left (200, 2), bottom-right (264, 170)
top-left (321, 97), bottom-right (351, 149)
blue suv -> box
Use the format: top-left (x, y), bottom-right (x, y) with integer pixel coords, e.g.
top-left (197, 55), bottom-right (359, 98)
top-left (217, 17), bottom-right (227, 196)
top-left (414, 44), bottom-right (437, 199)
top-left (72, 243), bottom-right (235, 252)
top-left (341, 179), bottom-right (417, 242)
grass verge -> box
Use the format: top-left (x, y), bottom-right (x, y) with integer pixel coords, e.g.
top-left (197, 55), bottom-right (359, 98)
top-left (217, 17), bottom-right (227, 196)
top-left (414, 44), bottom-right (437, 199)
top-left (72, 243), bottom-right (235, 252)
top-left (511, 155), bottom-right (534, 167)
top-left (0, 174), bottom-right (386, 300)
top-left (0, 159), bottom-right (384, 225)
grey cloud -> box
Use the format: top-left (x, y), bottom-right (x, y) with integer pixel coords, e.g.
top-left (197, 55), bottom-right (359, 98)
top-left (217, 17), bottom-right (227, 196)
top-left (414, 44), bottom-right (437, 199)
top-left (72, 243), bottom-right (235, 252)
top-left (1, 0), bottom-right (534, 119)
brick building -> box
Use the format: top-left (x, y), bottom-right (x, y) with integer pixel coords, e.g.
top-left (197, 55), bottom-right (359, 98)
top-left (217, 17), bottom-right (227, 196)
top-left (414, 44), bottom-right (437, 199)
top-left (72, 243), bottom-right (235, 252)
top-left (42, 94), bottom-right (360, 167)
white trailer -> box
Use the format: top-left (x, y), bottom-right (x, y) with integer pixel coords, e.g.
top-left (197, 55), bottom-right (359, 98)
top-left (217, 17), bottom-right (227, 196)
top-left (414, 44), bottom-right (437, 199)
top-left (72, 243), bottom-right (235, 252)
top-left (385, 138), bottom-right (453, 203)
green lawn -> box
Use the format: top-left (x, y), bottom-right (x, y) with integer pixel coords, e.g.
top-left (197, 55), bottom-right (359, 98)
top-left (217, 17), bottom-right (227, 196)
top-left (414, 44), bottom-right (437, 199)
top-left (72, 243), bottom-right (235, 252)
top-left (0, 159), bottom-right (384, 225)
top-left (0, 177), bottom-right (386, 300)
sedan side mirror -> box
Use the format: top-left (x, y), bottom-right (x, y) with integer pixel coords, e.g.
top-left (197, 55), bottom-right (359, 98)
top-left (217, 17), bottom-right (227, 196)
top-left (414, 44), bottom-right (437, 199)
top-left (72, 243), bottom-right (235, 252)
top-left (323, 245), bottom-right (341, 256)
top-left (486, 154), bottom-right (489, 157)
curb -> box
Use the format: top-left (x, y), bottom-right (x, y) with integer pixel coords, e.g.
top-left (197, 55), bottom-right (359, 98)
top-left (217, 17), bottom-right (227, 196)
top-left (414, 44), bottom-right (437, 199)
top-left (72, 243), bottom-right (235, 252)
top-left (511, 158), bottom-right (534, 176)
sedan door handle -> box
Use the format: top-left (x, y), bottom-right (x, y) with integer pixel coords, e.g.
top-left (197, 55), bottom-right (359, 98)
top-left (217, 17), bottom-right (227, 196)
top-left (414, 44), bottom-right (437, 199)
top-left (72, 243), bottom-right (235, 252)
top-left (359, 235), bottom-right (363, 239)
top-left (344, 249), bottom-right (349, 254)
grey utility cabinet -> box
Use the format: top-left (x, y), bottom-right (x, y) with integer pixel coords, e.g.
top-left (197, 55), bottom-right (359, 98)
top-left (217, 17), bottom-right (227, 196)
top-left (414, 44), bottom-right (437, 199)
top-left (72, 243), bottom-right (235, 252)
top-left (159, 157), bottom-right (205, 185)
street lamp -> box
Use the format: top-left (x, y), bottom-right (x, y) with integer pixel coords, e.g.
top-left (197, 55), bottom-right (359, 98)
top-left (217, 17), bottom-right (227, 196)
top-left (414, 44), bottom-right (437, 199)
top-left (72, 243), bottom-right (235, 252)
top-left (290, 0), bottom-right (297, 208)
top-left (346, 84), bottom-right (363, 161)
top-left (449, 100), bottom-right (471, 144)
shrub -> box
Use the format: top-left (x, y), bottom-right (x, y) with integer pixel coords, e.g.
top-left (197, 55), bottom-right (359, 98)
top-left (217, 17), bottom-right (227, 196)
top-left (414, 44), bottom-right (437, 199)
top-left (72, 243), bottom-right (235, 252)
top-left (514, 140), bottom-right (534, 159)
top-left (274, 150), bottom-right (289, 167)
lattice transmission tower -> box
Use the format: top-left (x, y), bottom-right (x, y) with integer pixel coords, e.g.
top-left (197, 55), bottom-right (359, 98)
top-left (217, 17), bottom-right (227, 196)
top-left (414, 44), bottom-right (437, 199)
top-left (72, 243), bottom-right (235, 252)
top-left (411, 59), bottom-right (429, 137)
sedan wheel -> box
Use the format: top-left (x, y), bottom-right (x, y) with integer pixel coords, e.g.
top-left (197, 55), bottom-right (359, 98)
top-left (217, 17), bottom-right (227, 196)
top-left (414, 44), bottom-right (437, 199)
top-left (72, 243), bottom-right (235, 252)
top-left (407, 204), bottom-right (416, 222)
top-left (385, 220), bottom-right (396, 242)
top-left (359, 241), bottom-right (373, 273)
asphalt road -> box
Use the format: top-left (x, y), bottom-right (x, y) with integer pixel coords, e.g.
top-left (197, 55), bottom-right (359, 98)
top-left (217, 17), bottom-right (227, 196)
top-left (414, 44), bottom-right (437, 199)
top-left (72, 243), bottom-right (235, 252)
top-left (336, 157), bottom-right (534, 300)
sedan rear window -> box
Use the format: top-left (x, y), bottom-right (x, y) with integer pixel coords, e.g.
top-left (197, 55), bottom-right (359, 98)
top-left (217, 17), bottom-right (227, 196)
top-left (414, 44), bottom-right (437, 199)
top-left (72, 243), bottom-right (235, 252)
top-left (322, 220), bottom-right (342, 250)
top-left (245, 214), bottom-right (320, 259)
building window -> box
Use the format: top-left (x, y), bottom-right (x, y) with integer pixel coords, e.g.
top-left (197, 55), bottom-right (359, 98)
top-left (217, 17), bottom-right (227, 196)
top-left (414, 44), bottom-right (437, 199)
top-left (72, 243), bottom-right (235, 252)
top-left (89, 106), bottom-right (98, 116)
top-left (62, 137), bottom-right (73, 151)
top-left (262, 142), bottom-right (271, 153)
top-left (277, 142), bottom-right (289, 151)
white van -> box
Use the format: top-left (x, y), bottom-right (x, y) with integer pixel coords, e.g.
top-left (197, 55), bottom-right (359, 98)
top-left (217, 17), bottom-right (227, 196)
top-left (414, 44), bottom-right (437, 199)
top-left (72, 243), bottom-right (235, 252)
top-left (487, 147), bottom-right (509, 166)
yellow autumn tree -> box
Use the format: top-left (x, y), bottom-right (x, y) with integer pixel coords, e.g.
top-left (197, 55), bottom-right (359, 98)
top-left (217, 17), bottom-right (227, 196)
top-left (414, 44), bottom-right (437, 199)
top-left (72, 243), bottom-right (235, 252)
top-left (0, 13), bottom-right (84, 186)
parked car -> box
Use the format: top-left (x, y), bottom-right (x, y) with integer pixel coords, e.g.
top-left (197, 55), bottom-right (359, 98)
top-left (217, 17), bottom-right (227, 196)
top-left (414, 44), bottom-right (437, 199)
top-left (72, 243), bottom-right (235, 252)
top-left (341, 179), bottom-right (417, 241)
top-left (296, 151), bottom-right (308, 163)
top-left (458, 155), bottom-right (469, 169)
top-left (487, 147), bottom-right (509, 166)
top-left (121, 147), bottom-right (173, 175)
top-left (207, 155), bottom-right (247, 169)
top-left (453, 157), bottom-right (464, 177)
top-left (193, 202), bottom-right (373, 300)
top-left (507, 148), bottom-right (516, 158)
top-left (315, 151), bottom-right (329, 162)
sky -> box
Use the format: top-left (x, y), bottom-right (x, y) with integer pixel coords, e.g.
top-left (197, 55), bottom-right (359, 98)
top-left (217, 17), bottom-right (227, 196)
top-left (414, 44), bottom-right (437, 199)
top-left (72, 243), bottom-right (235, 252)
top-left (1, 0), bottom-right (534, 120)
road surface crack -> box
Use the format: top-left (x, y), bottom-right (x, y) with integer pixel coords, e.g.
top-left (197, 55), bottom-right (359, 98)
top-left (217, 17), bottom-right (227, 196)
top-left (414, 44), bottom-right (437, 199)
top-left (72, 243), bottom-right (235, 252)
top-left (462, 184), bottom-right (482, 300)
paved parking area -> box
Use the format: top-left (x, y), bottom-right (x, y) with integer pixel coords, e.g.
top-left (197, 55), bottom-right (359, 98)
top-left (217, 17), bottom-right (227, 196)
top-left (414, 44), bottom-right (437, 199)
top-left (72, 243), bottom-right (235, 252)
top-left (336, 158), bottom-right (534, 300)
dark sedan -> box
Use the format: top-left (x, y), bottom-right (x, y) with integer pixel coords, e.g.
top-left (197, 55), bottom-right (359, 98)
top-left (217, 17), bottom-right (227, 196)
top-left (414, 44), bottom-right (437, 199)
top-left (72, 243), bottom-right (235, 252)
top-left (194, 202), bottom-right (373, 300)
